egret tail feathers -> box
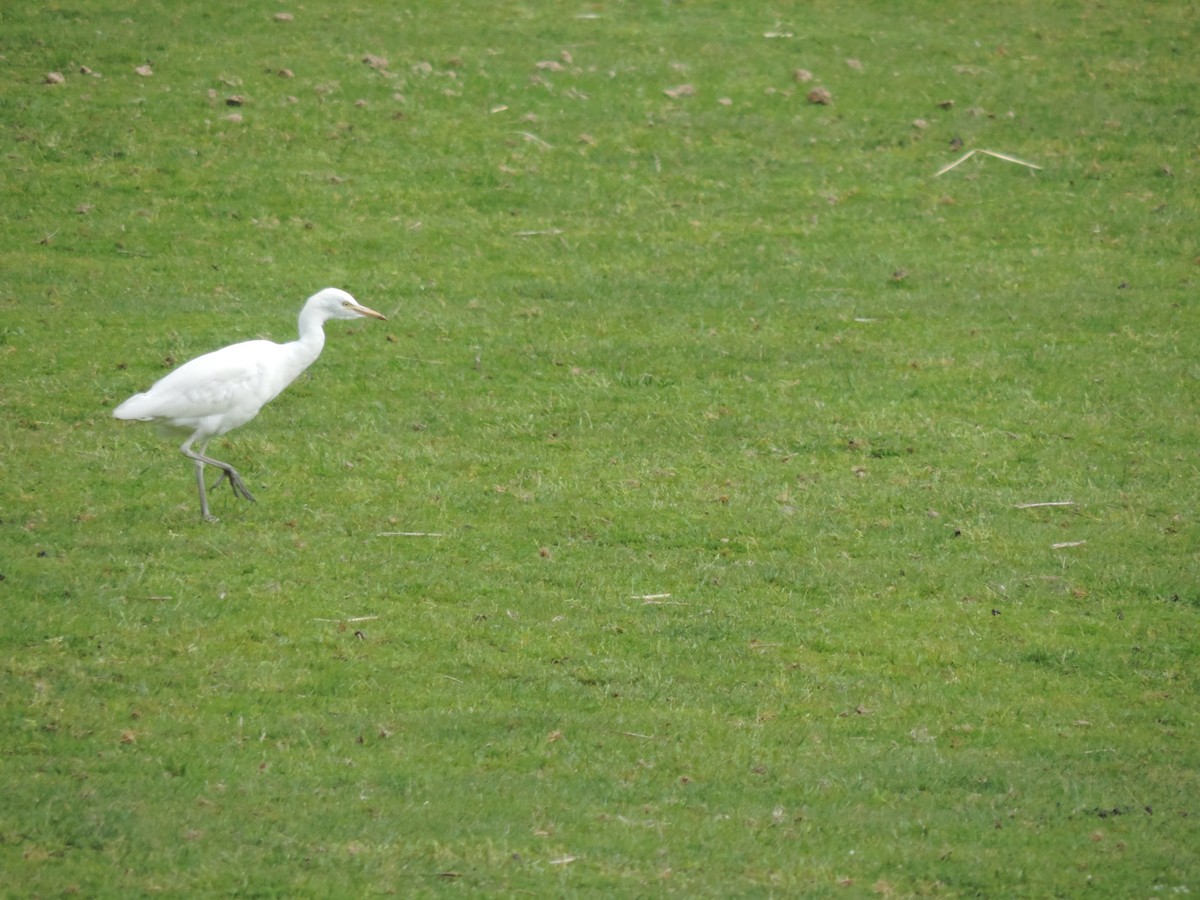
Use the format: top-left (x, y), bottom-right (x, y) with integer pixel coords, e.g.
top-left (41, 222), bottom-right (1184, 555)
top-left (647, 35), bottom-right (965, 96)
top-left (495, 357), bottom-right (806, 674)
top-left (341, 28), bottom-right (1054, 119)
top-left (113, 392), bottom-right (157, 421)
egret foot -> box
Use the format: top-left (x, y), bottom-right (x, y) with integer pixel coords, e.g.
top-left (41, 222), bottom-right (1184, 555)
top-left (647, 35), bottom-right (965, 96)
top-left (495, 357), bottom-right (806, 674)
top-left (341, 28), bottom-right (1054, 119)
top-left (210, 467), bottom-right (257, 503)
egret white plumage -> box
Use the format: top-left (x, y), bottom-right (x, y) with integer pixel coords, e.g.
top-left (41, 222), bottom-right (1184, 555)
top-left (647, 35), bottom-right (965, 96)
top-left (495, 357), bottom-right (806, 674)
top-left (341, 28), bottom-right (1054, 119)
top-left (113, 287), bottom-right (386, 520)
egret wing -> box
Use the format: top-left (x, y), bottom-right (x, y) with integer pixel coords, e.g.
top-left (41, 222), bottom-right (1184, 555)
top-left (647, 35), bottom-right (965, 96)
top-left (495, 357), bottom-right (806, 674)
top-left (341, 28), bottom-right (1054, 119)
top-left (117, 340), bottom-right (282, 422)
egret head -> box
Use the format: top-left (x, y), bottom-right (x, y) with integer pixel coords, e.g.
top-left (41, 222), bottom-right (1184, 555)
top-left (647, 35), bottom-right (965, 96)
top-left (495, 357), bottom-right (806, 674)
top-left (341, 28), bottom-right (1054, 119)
top-left (310, 287), bottom-right (387, 322)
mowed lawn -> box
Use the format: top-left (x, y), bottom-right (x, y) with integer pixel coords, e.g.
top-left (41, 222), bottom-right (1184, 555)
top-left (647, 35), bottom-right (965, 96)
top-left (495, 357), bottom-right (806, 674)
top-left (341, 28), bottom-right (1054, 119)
top-left (1, 1), bottom-right (1197, 895)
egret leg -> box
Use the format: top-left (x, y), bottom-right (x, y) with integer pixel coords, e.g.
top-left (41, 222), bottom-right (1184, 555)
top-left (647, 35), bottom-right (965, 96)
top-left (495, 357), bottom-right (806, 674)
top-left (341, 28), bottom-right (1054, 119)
top-left (181, 436), bottom-right (256, 520)
top-left (194, 458), bottom-right (213, 521)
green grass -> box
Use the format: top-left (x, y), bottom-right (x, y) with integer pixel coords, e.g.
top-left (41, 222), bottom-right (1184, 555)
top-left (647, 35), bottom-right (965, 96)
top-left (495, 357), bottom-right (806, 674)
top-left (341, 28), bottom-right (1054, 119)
top-left (2, 0), bottom-right (1198, 895)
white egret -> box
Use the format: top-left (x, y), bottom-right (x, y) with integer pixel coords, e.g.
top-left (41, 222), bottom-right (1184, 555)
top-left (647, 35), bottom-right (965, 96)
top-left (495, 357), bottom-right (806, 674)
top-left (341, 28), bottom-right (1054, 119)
top-left (113, 287), bottom-right (387, 520)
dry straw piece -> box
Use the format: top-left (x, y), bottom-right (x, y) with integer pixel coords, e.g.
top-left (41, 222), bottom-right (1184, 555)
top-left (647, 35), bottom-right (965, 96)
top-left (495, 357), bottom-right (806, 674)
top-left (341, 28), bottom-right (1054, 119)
top-left (935, 148), bottom-right (1042, 177)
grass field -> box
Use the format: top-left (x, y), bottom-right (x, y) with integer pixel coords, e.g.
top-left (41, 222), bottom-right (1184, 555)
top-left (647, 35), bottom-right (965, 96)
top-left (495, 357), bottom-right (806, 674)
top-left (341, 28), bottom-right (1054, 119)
top-left (2, 1), bottom-right (1198, 895)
